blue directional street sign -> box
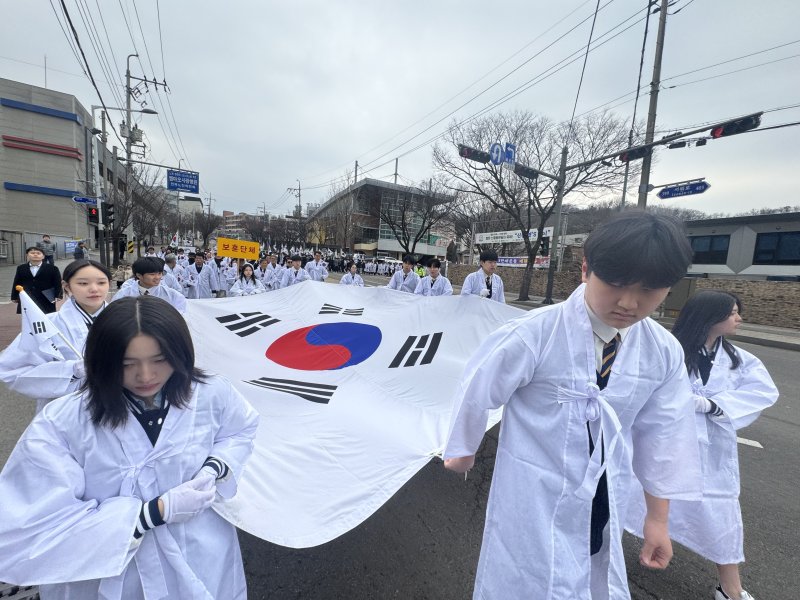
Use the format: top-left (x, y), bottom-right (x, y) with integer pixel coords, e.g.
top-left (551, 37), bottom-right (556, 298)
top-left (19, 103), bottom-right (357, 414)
top-left (489, 142), bottom-right (504, 166)
top-left (167, 169), bottom-right (200, 194)
top-left (504, 143), bottom-right (516, 165)
top-left (657, 181), bottom-right (710, 200)
top-left (72, 196), bottom-right (97, 205)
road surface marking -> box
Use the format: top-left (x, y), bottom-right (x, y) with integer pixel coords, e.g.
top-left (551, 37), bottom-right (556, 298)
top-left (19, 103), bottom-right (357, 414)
top-left (737, 437), bottom-right (763, 449)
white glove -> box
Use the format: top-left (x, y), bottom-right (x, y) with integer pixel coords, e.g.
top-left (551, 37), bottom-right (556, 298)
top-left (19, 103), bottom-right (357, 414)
top-left (694, 393), bottom-right (713, 413)
top-left (479, 289), bottom-right (490, 298)
top-left (160, 476), bottom-right (215, 524)
top-left (193, 465), bottom-right (218, 486)
top-left (72, 360), bottom-right (86, 379)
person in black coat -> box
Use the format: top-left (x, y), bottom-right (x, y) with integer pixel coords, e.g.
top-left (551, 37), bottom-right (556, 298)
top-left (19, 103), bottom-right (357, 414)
top-left (10, 247), bottom-right (63, 314)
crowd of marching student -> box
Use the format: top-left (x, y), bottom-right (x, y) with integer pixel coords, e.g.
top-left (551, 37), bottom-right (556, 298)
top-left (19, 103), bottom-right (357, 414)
top-left (0, 214), bottom-right (780, 599)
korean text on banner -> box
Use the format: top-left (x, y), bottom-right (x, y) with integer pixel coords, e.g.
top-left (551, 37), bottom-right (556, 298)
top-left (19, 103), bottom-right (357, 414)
top-left (216, 237), bottom-right (260, 261)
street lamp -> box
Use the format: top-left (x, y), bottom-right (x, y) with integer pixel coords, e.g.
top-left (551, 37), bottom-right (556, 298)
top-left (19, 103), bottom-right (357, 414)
top-left (90, 105), bottom-right (158, 144)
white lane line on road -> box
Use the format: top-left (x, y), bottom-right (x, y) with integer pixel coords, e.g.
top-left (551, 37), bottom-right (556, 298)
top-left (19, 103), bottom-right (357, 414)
top-left (737, 437), bottom-right (763, 449)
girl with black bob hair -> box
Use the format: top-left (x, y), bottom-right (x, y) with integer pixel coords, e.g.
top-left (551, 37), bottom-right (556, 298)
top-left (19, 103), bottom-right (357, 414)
top-left (0, 295), bottom-right (259, 597)
top-left (628, 290), bottom-right (779, 600)
top-left (0, 258), bottom-right (112, 414)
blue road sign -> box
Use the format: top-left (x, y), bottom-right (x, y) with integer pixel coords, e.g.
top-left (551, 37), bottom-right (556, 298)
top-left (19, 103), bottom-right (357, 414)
top-left (72, 196), bottom-right (97, 205)
top-left (489, 143), bottom-right (503, 166)
top-left (657, 181), bottom-right (710, 199)
top-left (167, 169), bottom-right (200, 194)
top-left (504, 143), bottom-right (516, 164)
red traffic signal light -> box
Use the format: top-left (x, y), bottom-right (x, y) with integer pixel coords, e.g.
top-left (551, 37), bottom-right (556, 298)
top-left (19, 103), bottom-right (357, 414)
top-left (618, 146), bottom-right (652, 162)
top-left (88, 206), bottom-right (99, 224)
top-left (458, 144), bottom-right (491, 164)
top-left (710, 113), bottom-right (761, 138)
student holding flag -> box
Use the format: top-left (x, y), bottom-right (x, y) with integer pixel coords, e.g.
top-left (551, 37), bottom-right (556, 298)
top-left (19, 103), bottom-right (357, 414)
top-left (386, 255), bottom-right (419, 293)
top-left (414, 259), bottom-right (452, 296)
top-left (0, 259), bottom-right (111, 414)
top-left (281, 255), bottom-right (310, 288)
top-left (339, 262), bottom-right (365, 286)
top-left (444, 212), bottom-right (703, 599)
top-left (0, 296), bottom-right (259, 597)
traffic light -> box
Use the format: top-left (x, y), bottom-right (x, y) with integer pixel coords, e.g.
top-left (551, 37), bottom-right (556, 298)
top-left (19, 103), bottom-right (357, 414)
top-left (710, 113), bottom-right (761, 138)
top-left (539, 237), bottom-right (549, 256)
top-left (102, 203), bottom-right (115, 226)
top-left (514, 163), bottom-right (540, 180)
top-left (618, 146), bottom-right (652, 162)
top-left (88, 206), bottom-right (99, 224)
top-left (458, 144), bottom-right (491, 164)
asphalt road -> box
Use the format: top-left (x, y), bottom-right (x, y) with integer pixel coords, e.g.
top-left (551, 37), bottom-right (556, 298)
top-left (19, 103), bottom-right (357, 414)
top-left (0, 294), bottom-right (796, 599)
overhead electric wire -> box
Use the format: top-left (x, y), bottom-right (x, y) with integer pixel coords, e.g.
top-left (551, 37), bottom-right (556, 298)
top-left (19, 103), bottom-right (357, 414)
top-left (48, 0), bottom-right (88, 78)
top-left (73, 0), bottom-right (126, 110)
top-left (55, 0), bottom-right (126, 149)
top-left (568, 0), bottom-right (603, 133)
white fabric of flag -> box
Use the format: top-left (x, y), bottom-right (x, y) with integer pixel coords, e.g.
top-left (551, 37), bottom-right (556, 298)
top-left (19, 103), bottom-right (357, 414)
top-left (18, 289), bottom-right (64, 360)
top-left (186, 281), bottom-right (523, 548)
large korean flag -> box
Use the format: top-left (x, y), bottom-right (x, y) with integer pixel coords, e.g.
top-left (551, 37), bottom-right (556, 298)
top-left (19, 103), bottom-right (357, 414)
top-left (186, 281), bottom-right (524, 548)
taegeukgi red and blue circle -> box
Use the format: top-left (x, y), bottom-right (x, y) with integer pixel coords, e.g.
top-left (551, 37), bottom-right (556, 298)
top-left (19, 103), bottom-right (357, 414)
top-left (266, 323), bottom-right (382, 370)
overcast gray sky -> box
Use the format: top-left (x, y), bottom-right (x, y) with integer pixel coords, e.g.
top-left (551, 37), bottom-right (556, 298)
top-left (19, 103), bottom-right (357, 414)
top-left (2, 0), bottom-right (798, 218)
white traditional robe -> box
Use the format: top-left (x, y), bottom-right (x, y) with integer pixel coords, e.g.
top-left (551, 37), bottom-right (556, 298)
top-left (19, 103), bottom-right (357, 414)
top-left (414, 275), bottom-right (453, 296)
top-left (0, 298), bottom-right (102, 413)
top-left (386, 270), bottom-right (419, 293)
top-left (305, 259), bottom-right (329, 282)
top-left (280, 267), bottom-right (310, 288)
top-left (626, 343), bottom-right (778, 564)
top-left (163, 271), bottom-right (183, 294)
top-left (339, 273), bottom-right (364, 286)
top-left (185, 264), bottom-right (215, 299)
top-left (111, 283), bottom-right (188, 314)
top-left (460, 269), bottom-right (506, 303)
top-left (0, 376), bottom-right (259, 599)
top-left (229, 277), bottom-right (266, 296)
top-left (266, 264), bottom-right (285, 290)
top-left (444, 284), bottom-right (702, 600)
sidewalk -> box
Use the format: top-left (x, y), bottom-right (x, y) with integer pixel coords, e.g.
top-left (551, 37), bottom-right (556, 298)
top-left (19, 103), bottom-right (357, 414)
top-left (337, 272), bottom-right (800, 353)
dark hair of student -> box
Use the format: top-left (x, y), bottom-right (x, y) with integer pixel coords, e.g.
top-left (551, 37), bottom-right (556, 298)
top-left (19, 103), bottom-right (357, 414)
top-left (671, 290), bottom-right (742, 375)
top-left (132, 257), bottom-right (163, 276)
top-left (479, 250), bottom-right (499, 262)
top-left (25, 246), bottom-right (42, 254)
top-left (402, 254), bottom-right (415, 265)
top-left (429, 258), bottom-right (441, 269)
top-left (62, 259), bottom-right (111, 284)
top-left (239, 263), bottom-right (256, 283)
top-left (583, 210), bottom-right (692, 289)
top-left (82, 296), bottom-right (206, 428)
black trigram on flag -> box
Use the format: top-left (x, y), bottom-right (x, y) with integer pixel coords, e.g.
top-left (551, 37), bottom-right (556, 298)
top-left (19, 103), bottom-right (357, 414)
top-left (389, 332), bottom-right (443, 368)
top-left (32, 321), bottom-right (47, 334)
top-left (319, 303), bottom-right (364, 316)
top-left (216, 312), bottom-right (280, 337)
top-left (245, 377), bottom-right (337, 404)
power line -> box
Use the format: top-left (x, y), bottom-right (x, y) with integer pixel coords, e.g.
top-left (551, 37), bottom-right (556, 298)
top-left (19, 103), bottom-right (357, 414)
top-left (48, 0), bottom-right (88, 78)
top-left (56, 0), bottom-right (126, 149)
top-left (568, 0), bottom-right (603, 133)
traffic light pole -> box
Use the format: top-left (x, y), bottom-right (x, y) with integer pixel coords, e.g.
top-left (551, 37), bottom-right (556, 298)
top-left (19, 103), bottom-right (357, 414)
top-left (542, 146), bottom-right (568, 304)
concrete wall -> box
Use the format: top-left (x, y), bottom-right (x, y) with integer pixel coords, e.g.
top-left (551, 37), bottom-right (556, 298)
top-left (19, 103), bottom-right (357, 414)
top-left (447, 263), bottom-right (800, 329)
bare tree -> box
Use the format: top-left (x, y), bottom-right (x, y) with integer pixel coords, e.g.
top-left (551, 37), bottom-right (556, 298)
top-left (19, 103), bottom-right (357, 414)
top-left (378, 178), bottom-right (455, 256)
top-left (130, 168), bottom-right (173, 254)
top-left (195, 210), bottom-right (223, 249)
top-left (434, 110), bottom-right (638, 300)
top-left (241, 215), bottom-right (271, 247)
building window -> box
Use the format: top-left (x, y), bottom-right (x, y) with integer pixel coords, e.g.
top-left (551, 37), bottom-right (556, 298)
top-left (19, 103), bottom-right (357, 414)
top-left (753, 231), bottom-right (800, 265)
top-left (689, 235), bottom-right (730, 264)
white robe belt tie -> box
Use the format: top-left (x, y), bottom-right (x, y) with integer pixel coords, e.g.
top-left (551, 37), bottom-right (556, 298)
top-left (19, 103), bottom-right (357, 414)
top-left (557, 381), bottom-right (624, 501)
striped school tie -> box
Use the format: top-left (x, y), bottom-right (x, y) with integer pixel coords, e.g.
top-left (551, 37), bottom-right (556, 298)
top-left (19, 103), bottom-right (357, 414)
top-left (589, 333), bottom-right (620, 555)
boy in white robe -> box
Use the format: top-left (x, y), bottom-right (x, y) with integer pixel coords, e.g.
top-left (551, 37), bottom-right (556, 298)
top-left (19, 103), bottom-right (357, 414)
top-left (281, 255), bottom-right (310, 288)
top-left (444, 212), bottom-right (703, 600)
top-left (460, 250), bottom-right (505, 303)
top-left (386, 255), bottom-right (419, 293)
top-left (112, 257), bottom-right (187, 314)
top-left (305, 251), bottom-right (329, 282)
top-left (414, 259), bottom-right (453, 296)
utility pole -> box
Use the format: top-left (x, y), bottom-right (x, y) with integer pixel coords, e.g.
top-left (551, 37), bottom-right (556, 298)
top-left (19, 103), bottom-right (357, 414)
top-left (637, 0), bottom-right (669, 209)
top-left (394, 158), bottom-right (398, 185)
top-left (296, 179), bottom-right (301, 217)
top-left (354, 161), bottom-right (358, 183)
top-left (542, 146), bottom-right (569, 304)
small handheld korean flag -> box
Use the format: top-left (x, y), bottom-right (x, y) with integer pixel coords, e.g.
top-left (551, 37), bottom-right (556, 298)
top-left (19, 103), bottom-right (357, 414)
top-left (15, 286), bottom-right (65, 360)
